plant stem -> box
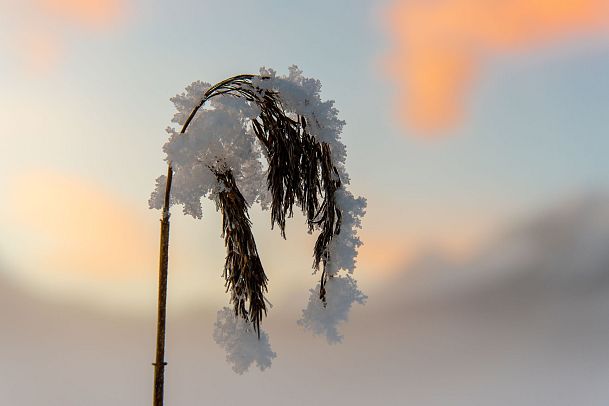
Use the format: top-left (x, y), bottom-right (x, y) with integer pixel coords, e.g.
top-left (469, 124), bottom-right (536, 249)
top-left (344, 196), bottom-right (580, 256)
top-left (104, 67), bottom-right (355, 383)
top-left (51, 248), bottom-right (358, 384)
top-left (153, 163), bottom-right (173, 406)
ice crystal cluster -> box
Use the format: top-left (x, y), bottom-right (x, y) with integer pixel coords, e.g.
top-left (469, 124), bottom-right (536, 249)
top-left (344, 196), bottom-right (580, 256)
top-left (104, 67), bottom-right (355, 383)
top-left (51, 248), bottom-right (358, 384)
top-left (298, 275), bottom-right (367, 344)
top-left (213, 307), bottom-right (276, 374)
top-left (150, 66), bottom-right (366, 373)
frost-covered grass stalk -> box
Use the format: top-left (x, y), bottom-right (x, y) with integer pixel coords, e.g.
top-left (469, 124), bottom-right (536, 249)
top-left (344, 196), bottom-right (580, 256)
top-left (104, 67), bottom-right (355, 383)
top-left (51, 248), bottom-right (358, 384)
top-left (150, 66), bottom-right (366, 400)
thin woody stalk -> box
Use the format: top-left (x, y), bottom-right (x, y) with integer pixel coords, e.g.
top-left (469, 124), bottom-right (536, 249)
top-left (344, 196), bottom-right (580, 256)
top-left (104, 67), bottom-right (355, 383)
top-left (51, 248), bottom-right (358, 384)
top-left (151, 77), bottom-right (231, 406)
top-left (151, 77), bottom-right (230, 405)
top-left (153, 163), bottom-right (173, 406)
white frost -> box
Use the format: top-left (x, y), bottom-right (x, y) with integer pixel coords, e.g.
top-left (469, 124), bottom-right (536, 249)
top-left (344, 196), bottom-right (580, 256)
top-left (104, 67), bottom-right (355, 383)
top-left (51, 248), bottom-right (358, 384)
top-left (326, 187), bottom-right (367, 276)
top-left (150, 68), bottom-right (365, 273)
top-left (151, 67), bottom-right (367, 368)
top-left (213, 307), bottom-right (277, 374)
top-left (253, 65), bottom-right (348, 177)
top-left (298, 276), bottom-right (367, 344)
top-left (150, 86), bottom-right (268, 218)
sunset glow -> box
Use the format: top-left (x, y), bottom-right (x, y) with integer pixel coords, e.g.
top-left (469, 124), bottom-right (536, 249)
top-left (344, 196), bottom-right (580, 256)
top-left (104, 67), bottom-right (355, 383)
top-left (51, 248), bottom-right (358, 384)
top-left (8, 170), bottom-right (157, 280)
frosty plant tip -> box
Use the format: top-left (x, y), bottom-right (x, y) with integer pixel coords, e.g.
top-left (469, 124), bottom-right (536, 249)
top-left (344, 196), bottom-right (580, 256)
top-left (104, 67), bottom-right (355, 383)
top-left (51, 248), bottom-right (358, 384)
top-left (149, 66), bottom-right (366, 404)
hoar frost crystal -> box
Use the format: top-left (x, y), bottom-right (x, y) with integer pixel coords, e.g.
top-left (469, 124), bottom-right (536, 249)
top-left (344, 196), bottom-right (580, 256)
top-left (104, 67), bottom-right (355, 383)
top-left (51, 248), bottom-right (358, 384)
top-left (150, 66), bottom-right (366, 373)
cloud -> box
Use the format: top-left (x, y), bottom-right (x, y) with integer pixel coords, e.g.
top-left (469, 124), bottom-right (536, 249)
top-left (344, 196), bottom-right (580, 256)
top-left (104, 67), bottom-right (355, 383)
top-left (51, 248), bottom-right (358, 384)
top-left (3, 0), bottom-right (128, 73)
top-left (383, 0), bottom-right (609, 135)
top-left (36, 0), bottom-right (125, 29)
top-left (7, 169), bottom-right (157, 280)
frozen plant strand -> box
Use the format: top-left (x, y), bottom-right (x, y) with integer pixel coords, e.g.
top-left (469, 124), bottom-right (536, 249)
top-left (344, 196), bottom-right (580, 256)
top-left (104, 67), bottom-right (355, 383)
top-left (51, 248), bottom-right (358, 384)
top-left (214, 169), bottom-right (268, 335)
top-left (149, 67), bottom-right (366, 378)
top-left (149, 68), bottom-right (366, 282)
top-left (298, 276), bottom-right (367, 344)
top-left (325, 187), bottom-right (367, 276)
top-left (213, 307), bottom-right (276, 374)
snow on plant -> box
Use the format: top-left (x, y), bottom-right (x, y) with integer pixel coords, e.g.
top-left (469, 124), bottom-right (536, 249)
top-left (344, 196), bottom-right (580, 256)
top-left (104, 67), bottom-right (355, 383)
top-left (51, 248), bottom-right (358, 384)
top-left (213, 307), bottom-right (276, 374)
top-left (298, 275), bottom-right (367, 344)
top-left (150, 66), bottom-right (366, 377)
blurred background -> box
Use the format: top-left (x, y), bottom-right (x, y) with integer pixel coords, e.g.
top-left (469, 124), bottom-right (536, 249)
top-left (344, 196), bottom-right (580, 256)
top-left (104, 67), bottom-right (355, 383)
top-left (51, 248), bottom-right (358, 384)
top-left (1, 0), bottom-right (609, 404)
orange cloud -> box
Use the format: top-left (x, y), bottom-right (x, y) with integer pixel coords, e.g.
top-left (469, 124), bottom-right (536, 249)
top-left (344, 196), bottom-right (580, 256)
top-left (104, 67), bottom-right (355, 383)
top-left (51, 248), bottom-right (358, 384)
top-left (4, 0), bottom-right (127, 73)
top-left (384, 0), bottom-right (609, 134)
top-left (36, 0), bottom-right (124, 29)
top-left (8, 170), bottom-right (157, 280)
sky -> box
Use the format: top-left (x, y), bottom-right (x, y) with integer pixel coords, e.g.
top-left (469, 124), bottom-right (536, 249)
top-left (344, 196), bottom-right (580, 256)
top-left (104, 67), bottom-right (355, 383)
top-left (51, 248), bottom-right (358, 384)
top-left (1, 0), bottom-right (609, 312)
top-left (1, 0), bottom-right (609, 403)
